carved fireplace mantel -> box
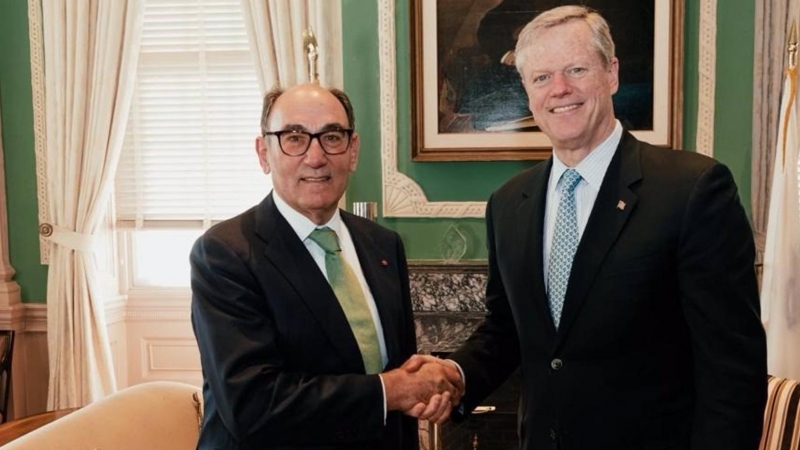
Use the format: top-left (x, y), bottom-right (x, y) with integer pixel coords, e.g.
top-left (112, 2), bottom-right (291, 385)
top-left (408, 261), bottom-right (487, 354)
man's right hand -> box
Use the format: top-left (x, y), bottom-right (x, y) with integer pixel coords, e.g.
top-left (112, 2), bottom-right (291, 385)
top-left (381, 354), bottom-right (464, 424)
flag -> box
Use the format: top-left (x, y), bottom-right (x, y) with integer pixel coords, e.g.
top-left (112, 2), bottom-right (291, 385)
top-left (761, 64), bottom-right (800, 380)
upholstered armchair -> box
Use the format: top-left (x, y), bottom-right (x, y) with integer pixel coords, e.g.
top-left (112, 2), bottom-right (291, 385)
top-left (0, 381), bottom-right (202, 450)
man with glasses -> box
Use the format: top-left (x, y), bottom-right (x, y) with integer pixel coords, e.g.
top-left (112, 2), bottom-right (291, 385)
top-left (190, 83), bottom-right (462, 450)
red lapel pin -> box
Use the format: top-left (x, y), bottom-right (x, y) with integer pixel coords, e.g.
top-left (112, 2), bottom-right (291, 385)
top-left (380, 259), bottom-right (388, 266)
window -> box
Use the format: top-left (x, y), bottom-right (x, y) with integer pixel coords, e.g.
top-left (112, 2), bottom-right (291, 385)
top-left (116, 0), bottom-right (268, 289)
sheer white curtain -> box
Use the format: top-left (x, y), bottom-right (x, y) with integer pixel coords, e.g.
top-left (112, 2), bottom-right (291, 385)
top-left (40, 0), bottom-right (143, 409)
top-left (241, 0), bottom-right (343, 92)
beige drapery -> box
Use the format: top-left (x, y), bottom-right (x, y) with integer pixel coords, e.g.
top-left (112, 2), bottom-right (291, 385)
top-left (240, 0), bottom-right (343, 92)
top-left (40, 0), bottom-right (143, 409)
top-left (752, 1), bottom-right (794, 266)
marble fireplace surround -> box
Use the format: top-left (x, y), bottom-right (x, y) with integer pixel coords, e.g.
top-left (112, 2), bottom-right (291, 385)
top-left (408, 261), bottom-right (523, 450)
top-left (408, 261), bottom-right (488, 354)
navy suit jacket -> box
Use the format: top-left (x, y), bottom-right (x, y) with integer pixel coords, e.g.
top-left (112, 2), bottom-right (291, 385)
top-left (450, 132), bottom-right (767, 450)
top-left (191, 194), bottom-right (419, 450)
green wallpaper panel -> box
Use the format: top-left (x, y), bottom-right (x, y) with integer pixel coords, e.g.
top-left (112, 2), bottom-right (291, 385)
top-left (712, 0), bottom-right (755, 211)
top-left (0, 0), bottom-right (47, 303)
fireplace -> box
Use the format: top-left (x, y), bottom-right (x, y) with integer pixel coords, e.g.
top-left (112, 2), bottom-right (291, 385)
top-left (408, 262), bottom-right (522, 450)
top-left (428, 366), bottom-right (521, 450)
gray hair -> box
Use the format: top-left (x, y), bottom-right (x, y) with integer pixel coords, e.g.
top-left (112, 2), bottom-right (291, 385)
top-left (260, 87), bottom-right (355, 136)
top-left (514, 5), bottom-right (615, 74)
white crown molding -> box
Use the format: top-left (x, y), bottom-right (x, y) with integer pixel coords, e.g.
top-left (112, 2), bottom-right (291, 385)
top-left (377, 0), bottom-right (486, 218)
top-left (27, 0), bottom-right (50, 264)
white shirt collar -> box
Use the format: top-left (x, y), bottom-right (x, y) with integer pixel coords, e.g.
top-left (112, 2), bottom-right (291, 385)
top-left (272, 191), bottom-right (343, 241)
top-left (549, 120), bottom-right (623, 191)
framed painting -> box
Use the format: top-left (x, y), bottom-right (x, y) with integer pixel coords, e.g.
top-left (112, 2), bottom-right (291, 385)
top-left (409, 0), bottom-right (684, 161)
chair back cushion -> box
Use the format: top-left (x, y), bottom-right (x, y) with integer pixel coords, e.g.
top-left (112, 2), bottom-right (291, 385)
top-left (0, 381), bottom-right (201, 450)
top-left (760, 375), bottom-right (800, 450)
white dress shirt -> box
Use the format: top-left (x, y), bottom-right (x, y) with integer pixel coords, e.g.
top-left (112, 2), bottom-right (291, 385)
top-left (542, 120), bottom-right (623, 293)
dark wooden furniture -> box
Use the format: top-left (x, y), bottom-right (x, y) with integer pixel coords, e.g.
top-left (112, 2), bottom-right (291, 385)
top-left (0, 330), bottom-right (14, 423)
top-left (0, 407), bottom-right (79, 446)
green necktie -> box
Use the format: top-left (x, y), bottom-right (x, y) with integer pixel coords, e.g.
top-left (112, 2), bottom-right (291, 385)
top-left (308, 227), bottom-right (383, 374)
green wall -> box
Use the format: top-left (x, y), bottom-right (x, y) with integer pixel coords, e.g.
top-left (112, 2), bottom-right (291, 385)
top-left (713, 0), bottom-right (755, 205)
top-left (0, 0), bottom-right (757, 302)
top-left (0, 0), bottom-right (48, 302)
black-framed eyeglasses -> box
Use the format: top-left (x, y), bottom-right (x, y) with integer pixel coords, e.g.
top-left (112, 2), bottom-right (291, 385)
top-left (263, 128), bottom-right (353, 156)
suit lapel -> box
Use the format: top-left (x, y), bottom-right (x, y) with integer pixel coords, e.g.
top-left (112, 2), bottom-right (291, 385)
top-left (255, 195), bottom-right (365, 373)
top-left (556, 132), bottom-right (642, 343)
top-left (515, 160), bottom-right (557, 335)
top-left (343, 213), bottom-right (403, 366)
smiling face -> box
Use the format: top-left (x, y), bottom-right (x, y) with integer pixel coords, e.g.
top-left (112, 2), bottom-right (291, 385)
top-left (256, 84), bottom-right (360, 225)
top-left (518, 19), bottom-right (619, 161)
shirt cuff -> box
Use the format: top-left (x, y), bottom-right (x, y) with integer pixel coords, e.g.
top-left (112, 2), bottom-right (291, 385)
top-left (378, 373), bottom-right (387, 424)
top-left (446, 359), bottom-right (466, 393)
top-left (446, 359), bottom-right (468, 415)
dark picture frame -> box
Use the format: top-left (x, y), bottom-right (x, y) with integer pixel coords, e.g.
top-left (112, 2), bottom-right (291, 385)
top-left (409, 0), bottom-right (684, 161)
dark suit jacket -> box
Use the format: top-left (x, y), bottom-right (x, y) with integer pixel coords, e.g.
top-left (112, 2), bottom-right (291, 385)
top-left (191, 194), bottom-right (419, 450)
top-left (449, 132), bottom-right (767, 450)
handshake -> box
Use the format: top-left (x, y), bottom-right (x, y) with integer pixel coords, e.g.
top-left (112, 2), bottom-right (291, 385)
top-left (382, 354), bottom-right (464, 425)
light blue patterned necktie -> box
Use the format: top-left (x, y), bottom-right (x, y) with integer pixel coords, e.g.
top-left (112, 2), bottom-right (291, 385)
top-left (548, 169), bottom-right (582, 328)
